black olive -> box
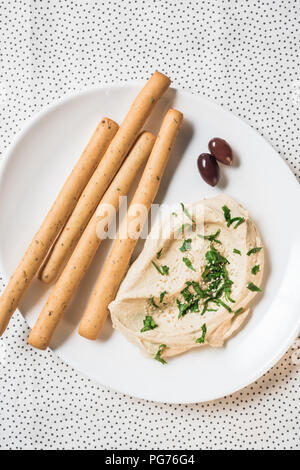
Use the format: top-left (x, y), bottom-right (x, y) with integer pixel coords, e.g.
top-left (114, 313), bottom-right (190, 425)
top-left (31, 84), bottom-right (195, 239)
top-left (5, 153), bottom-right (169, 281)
top-left (208, 138), bottom-right (233, 166)
top-left (197, 154), bottom-right (220, 187)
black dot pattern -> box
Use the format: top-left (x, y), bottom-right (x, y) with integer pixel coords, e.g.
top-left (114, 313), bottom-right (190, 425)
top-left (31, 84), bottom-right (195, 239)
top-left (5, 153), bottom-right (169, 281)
top-left (0, 0), bottom-right (299, 450)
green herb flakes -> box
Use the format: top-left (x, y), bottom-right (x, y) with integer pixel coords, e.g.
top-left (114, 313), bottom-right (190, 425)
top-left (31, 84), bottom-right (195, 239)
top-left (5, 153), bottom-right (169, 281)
top-left (151, 261), bottom-right (169, 276)
top-left (198, 229), bottom-right (222, 244)
top-left (179, 238), bottom-right (192, 252)
top-left (196, 324), bottom-right (207, 344)
top-left (234, 307), bottom-right (244, 316)
top-left (182, 257), bottom-right (196, 272)
top-left (180, 202), bottom-right (195, 223)
top-left (247, 247), bottom-right (262, 256)
top-left (177, 223), bottom-right (193, 235)
top-left (222, 205), bottom-right (231, 225)
top-left (141, 316), bottom-right (158, 332)
top-left (155, 344), bottom-right (167, 364)
top-left (222, 205), bottom-right (245, 229)
top-left (149, 296), bottom-right (159, 308)
top-left (247, 282), bottom-right (262, 292)
top-left (251, 265), bottom-right (260, 275)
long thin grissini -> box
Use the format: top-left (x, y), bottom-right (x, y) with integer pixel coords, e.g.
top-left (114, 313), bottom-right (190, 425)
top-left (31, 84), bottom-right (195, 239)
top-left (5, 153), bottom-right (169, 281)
top-left (79, 109), bottom-right (183, 340)
top-left (40, 71), bottom-right (171, 284)
top-left (27, 132), bottom-right (156, 350)
top-left (0, 117), bottom-right (119, 336)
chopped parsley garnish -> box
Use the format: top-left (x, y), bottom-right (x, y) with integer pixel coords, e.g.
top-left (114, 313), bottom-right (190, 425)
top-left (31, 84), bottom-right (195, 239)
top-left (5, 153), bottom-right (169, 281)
top-left (251, 265), bottom-right (260, 275)
top-left (156, 248), bottom-right (163, 259)
top-left (180, 202), bottom-right (195, 223)
top-left (215, 298), bottom-right (233, 312)
top-left (222, 205), bottom-right (231, 225)
top-left (198, 229), bottom-right (222, 244)
top-left (189, 302), bottom-right (200, 313)
top-left (177, 243), bottom-right (236, 319)
top-left (200, 300), bottom-right (210, 316)
top-left (177, 297), bottom-right (199, 318)
top-left (172, 212), bottom-right (178, 217)
top-left (141, 315), bottom-right (158, 332)
top-left (181, 286), bottom-right (194, 302)
top-left (196, 324), bottom-right (207, 344)
top-left (155, 344), bottom-right (167, 364)
top-left (176, 283), bottom-right (205, 318)
top-left (223, 284), bottom-right (235, 303)
top-left (234, 307), bottom-right (244, 316)
top-left (200, 297), bottom-right (232, 314)
top-left (230, 217), bottom-right (245, 229)
top-left (151, 261), bottom-right (169, 276)
top-left (222, 205), bottom-right (245, 229)
top-left (179, 238), bottom-right (192, 252)
top-left (177, 299), bottom-right (189, 318)
top-left (149, 296), bottom-right (159, 308)
top-left (247, 247), bottom-right (262, 256)
top-left (203, 245), bottom-right (234, 304)
top-left (160, 291), bottom-right (167, 303)
top-left (186, 281), bottom-right (205, 297)
top-left (204, 244), bottom-right (229, 266)
top-left (247, 282), bottom-right (262, 292)
top-left (233, 248), bottom-right (241, 255)
top-left (177, 223), bottom-right (193, 235)
top-left (182, 257), bottom-right (196, 272)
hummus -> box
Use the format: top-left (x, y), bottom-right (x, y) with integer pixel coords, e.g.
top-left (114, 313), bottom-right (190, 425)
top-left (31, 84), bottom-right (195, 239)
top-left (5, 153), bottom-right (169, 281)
top-left (109, 194), bottom-right (264, 359)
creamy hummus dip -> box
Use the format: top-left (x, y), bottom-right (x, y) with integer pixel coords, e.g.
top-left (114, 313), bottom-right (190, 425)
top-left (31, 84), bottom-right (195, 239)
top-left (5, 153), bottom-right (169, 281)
top-left (109, 194), bottom-right (264, 360)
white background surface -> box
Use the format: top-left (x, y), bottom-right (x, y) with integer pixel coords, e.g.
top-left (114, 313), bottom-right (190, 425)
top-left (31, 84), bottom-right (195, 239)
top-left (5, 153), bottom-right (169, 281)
top-left (0, 0), bottom-right (299, 450)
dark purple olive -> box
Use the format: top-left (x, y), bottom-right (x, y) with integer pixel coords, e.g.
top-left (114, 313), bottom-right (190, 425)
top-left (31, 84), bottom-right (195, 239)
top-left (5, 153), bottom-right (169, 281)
top-left (208, 138), bottom-right (233, 166)
top-left (197, 153), bottom-right (220, 186)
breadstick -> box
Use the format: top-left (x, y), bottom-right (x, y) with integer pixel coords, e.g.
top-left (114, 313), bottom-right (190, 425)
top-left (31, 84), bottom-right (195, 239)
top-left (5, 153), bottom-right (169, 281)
top-left (79, 109), bottom-right (183, 340)
top-left (0, 117), bottom-right (119, 336)
top-left (27, 132), bottom-right (156, 350)
top-left (40, 71), bottom-right (171, 284)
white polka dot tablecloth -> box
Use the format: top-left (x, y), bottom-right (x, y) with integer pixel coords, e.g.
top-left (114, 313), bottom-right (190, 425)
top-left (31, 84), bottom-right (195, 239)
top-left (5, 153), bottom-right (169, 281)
top-left (0, 0), bottom-right (299, 450)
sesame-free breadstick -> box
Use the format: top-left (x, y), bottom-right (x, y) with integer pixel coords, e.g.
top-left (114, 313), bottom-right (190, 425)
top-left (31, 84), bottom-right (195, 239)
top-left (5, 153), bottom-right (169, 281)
top-left (79, 109), bottom-right (183, 340)
top-left (27, 132), bottom-right (156, 350)
top-left (40, 72), bottom-right (171, 284)
top-left (0, 117), bottom-right (119, 336)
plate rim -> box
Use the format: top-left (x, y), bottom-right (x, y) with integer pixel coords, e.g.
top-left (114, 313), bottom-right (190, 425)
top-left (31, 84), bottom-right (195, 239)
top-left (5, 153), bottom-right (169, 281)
top-left (0, 82), bottom-right (299, 404)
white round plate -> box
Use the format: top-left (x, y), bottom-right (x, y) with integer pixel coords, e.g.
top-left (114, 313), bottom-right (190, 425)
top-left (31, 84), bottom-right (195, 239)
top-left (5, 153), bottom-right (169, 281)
top-left (0, 84), bottom-right (299, 404)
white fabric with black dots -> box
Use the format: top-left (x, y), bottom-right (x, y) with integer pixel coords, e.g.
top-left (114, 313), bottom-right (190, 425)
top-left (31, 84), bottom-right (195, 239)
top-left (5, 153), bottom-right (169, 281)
top-left (0, 0), bottom-right (299, 450)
